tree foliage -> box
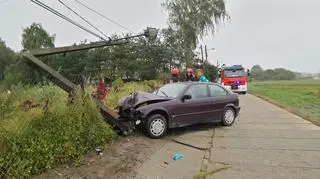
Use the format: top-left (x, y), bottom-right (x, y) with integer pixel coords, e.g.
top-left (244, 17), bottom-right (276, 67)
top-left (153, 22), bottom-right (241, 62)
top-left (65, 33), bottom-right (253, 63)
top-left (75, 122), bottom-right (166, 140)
top-left (0, 39), bottom-right (17, 81)
top-left (21, 23), bottom-right (55, 51)
top-left (163, 0), bottom-right (228, 49)
top-left (250, 65), bottom-right (297, 81)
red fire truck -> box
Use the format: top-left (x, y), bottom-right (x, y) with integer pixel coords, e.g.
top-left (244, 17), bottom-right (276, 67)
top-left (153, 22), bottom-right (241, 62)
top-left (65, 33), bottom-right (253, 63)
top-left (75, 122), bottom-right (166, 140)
top-left (218, 65), bottom-right (249, 94)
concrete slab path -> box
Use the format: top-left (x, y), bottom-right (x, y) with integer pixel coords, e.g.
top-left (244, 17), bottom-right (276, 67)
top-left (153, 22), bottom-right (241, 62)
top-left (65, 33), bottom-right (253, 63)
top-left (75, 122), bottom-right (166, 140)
top-left (134, 94), bottom-right (320, 179)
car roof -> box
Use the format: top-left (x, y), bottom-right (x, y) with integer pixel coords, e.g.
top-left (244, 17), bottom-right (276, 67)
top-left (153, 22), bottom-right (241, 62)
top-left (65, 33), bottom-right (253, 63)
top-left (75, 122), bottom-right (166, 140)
top-left (174, 82), bottom-right (220, 86)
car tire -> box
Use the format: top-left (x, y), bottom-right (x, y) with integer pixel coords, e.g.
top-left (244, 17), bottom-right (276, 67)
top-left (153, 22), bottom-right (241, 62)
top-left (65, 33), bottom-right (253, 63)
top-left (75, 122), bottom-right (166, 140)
top-left (146, 114), bottom-right (168, 139)
top-left (221, 107), bottom-right (236, 126)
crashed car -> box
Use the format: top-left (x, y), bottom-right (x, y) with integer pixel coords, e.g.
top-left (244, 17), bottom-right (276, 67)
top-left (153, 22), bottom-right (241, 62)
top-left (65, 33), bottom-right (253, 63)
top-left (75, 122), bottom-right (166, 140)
top-left (117, 82), bottom-right (241, 138)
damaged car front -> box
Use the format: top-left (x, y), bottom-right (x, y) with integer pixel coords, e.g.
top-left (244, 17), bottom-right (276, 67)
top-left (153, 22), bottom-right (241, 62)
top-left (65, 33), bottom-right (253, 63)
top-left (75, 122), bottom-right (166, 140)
top-left (116, 91), bottom-right (172, 125)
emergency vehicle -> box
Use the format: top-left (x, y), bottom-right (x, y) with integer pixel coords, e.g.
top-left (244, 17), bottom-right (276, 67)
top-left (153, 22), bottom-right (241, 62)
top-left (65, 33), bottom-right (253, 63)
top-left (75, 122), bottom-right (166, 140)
top-left (218, 65), bottom-right (249, 94)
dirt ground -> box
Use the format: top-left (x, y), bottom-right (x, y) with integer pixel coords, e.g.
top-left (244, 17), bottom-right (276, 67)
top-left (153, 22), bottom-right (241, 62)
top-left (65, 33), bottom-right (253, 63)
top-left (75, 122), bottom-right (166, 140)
top-left (34, 123), bottom-right (218, 179)
top-left (34, 134), bottom-right (167, 179)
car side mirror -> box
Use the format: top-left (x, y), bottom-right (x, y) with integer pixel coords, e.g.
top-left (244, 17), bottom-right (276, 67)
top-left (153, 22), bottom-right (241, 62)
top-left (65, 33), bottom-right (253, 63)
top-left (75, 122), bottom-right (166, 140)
top-left (182, 94), bottom-right (192, 102)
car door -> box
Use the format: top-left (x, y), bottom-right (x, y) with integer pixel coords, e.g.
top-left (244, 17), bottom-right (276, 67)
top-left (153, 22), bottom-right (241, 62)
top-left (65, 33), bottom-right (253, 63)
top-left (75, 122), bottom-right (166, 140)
top-left (173, 84), bottom-right (211, 124)
top-left (208, 84), bottom-right (230, 120)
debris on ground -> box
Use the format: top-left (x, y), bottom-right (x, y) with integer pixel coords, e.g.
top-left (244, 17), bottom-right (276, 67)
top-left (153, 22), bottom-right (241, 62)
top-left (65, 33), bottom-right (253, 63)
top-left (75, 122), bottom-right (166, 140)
top-left (19, 99), bottom-right (41, 110)
top-left (172, 153), bottom-right (184, 160)
top-left (95, 148), bottom-right (103, 156)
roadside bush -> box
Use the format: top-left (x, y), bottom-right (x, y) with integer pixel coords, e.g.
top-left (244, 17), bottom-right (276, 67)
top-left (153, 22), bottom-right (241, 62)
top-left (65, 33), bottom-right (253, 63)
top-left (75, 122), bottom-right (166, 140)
top-left (142, 80), bottom-right (162, 91)
top-left (0, 86), bottom-right (117, 177)
top-left (107, 80), bottom-right (162, 109)
top-left (112, 79), bottom-right (124, 92)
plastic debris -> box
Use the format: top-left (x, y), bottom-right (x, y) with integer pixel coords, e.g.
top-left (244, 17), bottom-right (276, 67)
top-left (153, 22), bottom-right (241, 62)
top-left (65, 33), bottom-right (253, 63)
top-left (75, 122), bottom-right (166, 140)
top-left (95, 148), bottom-right (103, 155)
top-left (172, 153), bottom-right (184, 160)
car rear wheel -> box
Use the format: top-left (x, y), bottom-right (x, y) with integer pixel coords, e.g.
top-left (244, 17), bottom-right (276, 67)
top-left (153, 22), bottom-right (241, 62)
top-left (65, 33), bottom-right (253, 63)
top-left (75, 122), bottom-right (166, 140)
top-left (221, 107), bottom-right (235, 126)
top-left (146, 114), bottom-right (167, 138)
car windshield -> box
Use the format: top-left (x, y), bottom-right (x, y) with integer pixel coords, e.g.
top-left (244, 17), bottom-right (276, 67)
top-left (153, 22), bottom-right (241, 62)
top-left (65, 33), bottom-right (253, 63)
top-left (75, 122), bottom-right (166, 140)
top-left (224, 69), bottom-right (245, 77)
top-left (153, 83), bottom-right (187, 98)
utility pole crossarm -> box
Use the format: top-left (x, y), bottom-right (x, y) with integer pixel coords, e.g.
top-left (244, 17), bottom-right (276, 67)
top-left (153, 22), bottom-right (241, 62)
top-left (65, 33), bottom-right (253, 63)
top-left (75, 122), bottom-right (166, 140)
top-left (29, 39), bottom-right (128, 57)
top-left (28, 27), bottom-right (158, 57)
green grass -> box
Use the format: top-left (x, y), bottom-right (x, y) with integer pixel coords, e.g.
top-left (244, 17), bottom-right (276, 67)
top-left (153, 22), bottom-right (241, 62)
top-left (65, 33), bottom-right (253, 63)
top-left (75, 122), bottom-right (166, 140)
top-left (193, 167), bottom-right (231, 179)
top-left (248, 79), bottom-right (320, 125)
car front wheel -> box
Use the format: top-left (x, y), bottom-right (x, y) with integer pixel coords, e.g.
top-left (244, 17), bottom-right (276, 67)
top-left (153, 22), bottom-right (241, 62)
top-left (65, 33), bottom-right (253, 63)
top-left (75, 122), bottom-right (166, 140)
top-left (221, 107), bottom-right (236, 126)
top-left (146, 114), bottom-right (168, 138)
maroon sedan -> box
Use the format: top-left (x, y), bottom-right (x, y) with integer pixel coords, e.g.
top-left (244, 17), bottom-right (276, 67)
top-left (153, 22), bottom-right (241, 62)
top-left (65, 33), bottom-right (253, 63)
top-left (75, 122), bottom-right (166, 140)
top-left (117, 82), bottom-right (241, 138)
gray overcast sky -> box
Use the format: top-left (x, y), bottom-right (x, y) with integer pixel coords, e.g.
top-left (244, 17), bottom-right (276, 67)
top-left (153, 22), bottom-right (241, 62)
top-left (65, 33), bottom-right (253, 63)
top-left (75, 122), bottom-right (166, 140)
top-left (1, 0), bottom-right (320, 73)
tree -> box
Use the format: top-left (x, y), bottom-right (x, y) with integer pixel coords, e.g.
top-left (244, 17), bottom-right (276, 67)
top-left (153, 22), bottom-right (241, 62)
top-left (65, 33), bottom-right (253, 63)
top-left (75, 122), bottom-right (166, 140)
top-left (21, 23), bottom-right (55, 51)
top-left (204, 63), bottom-right (218, 82)
top-left (3, 23), bottom-right (56, 87)
top-left (250, 65), bottom-right (264, 80)
top-left (249, 64), bottom-right (297, 81)
top-left (0, 38), bottom-right (16, 81)
top-left (251, 65), bottom-right (263, 73)
top-left (163, 0), bottom-right (228, 49)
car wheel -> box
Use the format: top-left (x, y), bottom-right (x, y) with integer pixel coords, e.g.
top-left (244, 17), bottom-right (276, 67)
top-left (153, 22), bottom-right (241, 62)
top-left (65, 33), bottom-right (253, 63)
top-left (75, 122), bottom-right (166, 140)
top-left (146, 114), bottom-right (168, 138)
top-left (221, 107), bottom-right (236, 126)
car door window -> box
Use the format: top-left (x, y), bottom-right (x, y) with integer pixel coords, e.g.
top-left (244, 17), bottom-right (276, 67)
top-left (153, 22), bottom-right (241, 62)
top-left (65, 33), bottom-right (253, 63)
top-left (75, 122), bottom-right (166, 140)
top-left (185, 84), bottom-right (209, 99)
top-left (209, 85), bottom-right (228, 97)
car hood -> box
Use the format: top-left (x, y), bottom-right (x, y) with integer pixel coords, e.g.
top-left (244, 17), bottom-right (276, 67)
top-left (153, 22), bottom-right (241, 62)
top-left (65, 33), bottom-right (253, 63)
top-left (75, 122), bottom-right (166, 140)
top-left (117, 91), bottom-right (171, 110)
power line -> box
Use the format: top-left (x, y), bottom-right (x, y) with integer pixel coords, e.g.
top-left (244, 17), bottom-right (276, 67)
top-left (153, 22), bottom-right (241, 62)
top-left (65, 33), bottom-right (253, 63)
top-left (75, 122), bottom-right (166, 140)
top-left (71, 0), bottom-right (134, 33)
top-left (57, 0), bottom-right (109, 39)
top-left (30, 0), bottom-right (107, 41)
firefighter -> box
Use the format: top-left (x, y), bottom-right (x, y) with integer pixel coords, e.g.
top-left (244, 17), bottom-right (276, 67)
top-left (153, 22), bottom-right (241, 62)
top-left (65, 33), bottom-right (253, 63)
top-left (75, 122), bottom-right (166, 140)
top-left (185, 68), bottom-right (194, 82)
top-left (196, 69), bottom-right (209, 82)
top-left (170, 68), bottom-right (180, 83)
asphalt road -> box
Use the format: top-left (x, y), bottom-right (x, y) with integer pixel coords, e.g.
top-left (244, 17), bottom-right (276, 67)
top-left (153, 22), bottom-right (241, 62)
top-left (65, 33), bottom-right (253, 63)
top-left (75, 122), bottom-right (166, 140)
top-left (133, 94), bottom-right (320, 179)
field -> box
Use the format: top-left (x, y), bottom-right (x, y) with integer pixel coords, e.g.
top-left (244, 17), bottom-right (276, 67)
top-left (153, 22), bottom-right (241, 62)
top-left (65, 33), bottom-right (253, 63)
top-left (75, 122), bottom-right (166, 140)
top-left (248, 79), bottom-right (320, 126)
